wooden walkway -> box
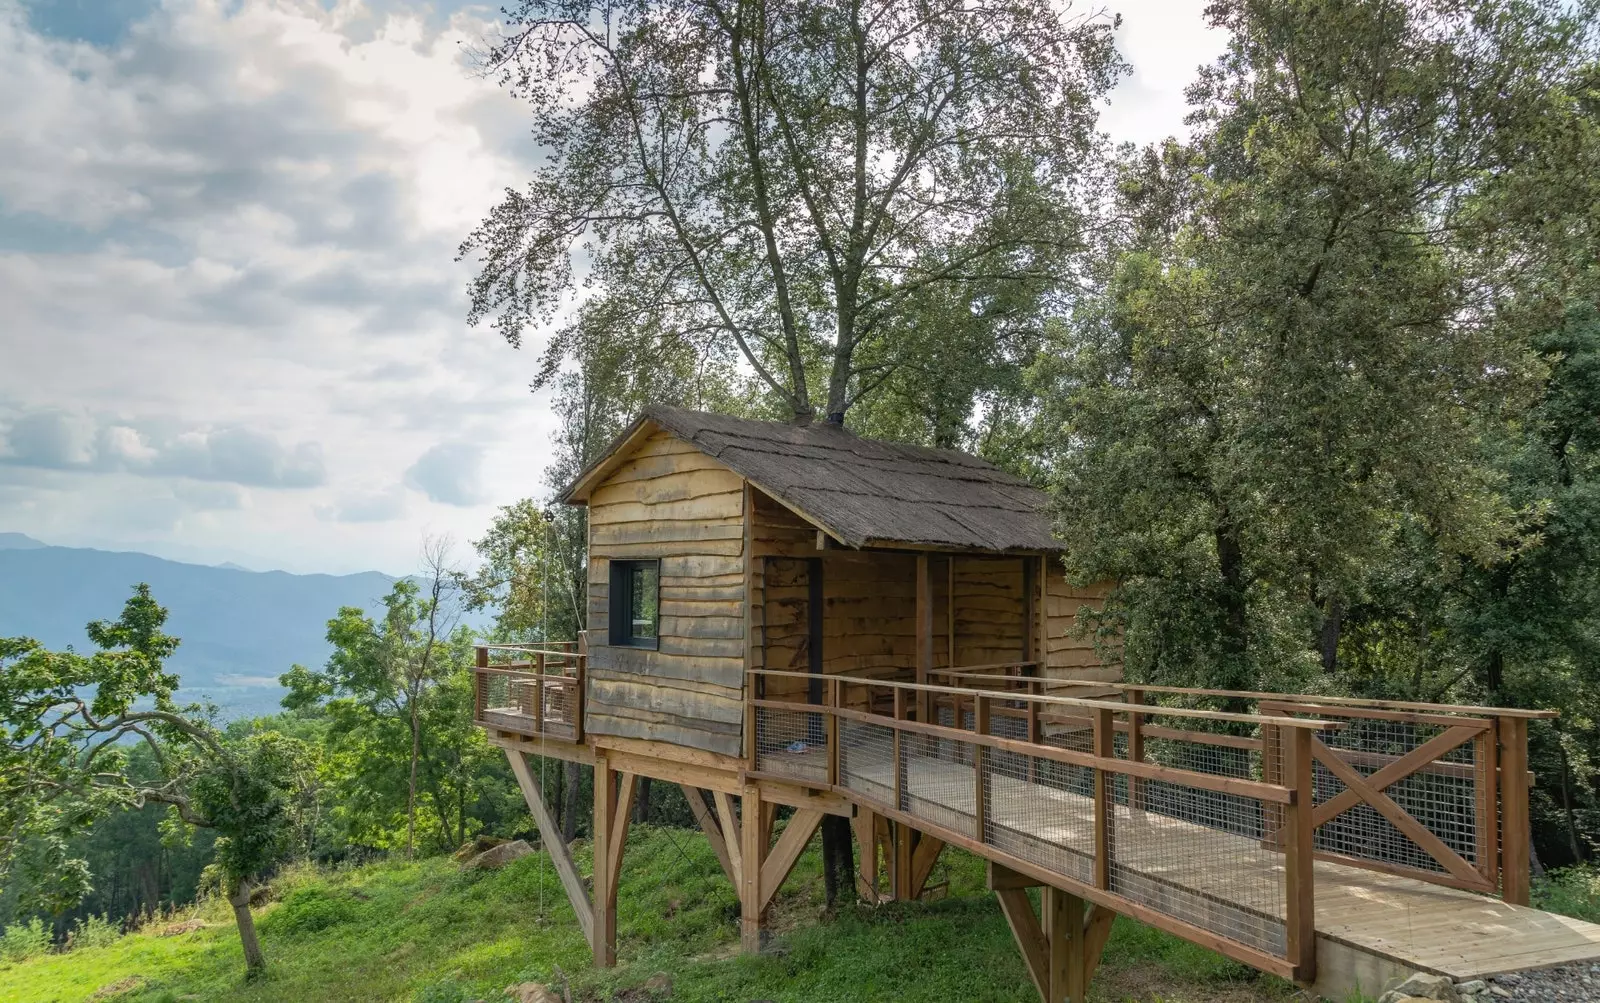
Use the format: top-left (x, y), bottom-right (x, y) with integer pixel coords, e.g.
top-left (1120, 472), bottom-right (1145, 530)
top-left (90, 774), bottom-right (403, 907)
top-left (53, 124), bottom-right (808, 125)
top-left (834, 750), bottom-right (1600, 983)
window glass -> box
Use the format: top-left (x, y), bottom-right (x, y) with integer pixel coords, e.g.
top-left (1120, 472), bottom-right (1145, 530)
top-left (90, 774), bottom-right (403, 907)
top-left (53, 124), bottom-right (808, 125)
top-left (630, 562), bottom-right (658, 640)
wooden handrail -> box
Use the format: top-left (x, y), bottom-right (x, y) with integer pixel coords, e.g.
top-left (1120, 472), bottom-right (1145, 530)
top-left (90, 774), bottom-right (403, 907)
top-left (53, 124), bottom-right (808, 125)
top-left (749, 667), bottom-right (1332, 731)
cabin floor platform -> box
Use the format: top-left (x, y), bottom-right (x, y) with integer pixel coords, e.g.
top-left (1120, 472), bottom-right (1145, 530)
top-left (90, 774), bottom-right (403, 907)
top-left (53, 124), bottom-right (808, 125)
top-left (808, 750), bottom-right (1600, 990)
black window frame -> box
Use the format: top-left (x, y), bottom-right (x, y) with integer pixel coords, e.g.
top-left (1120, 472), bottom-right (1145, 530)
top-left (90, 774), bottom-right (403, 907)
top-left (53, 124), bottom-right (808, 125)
top-left (608, 559), bottom-right (661, 649)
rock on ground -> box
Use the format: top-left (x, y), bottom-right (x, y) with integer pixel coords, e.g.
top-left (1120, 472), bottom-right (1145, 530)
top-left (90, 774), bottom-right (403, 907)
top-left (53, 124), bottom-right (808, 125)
top-left (465, 839), bottom-right (535, 870)
top-left (1483, 962), bottom-right (1600, 1002)
top-left (454, 835), bottom-right (509, 862)
top-left (503, 982), bottom-right (562, 1003)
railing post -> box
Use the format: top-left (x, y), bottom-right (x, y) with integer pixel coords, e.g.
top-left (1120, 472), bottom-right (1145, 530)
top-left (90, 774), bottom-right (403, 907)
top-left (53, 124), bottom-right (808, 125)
top-left (893, 687), bottom-right (908, 812)
top-left (1284, 725), bottom-right (1317, 981)
top-left (574, 654), bottom-right (586, 741)
top-left (1092, 707), bottom-right (1114, 891)
top-left (1127, 687), bottom-right (1146, 811)
top-left (534, 650), bottom-right (546, 735)
top-left (474, 647), bottom-right (488, 722)
top-left (1499, 715), bottom-right (1531, 906)
top-left (1475, 723), bottom-right (1498, 886)
top-left (975, 694), bottom-right (990, 844)
top-left (1261, 704), bottom-right (1285, 850)
top-left (827, 677), bottom-right (841, 787)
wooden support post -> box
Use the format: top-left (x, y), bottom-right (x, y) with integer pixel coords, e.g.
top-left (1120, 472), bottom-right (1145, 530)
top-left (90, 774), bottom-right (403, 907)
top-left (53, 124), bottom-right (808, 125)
top-left (827, 677), bottom-right (841, 786)
top-left (909, 834), bottom-right (945, 899)
top-left (1092, 708), bottom-right (1114, 891)
top-left (504, 749), bottom-right (593, 946)
top-left (1475, 728), bottom-right (1499, 886)
top-left (991, 863), bottom-right (1111, 1003)
top-left (975, 695), bottom-right (991, 844)
top-left (473, 647), bottom-right (488, 720)
top-left (851, 809), bottom-right (879, 903)
top-left (534, 650), bottom-right (546, 734)
top-left (1052, 887), bottom-right (1083, 1003)
top-left (681, 785), bottom-right (737, 887)
top-left (740, 785), bottom-right (764, 953)
top-left (1284, 727), bottom-right (1316, 982)
top-left (1499, 716), bottom-right (1531, 906)
top-left (1126, 688), bottom-right (1146, 811)
top-left (916, 553), bottom-right (933, 723)
top-left (1261, 717), bottom-right (1285, 850)
top-left (591, 755), bottom-right (628, 967)
top-left (759, 809), bottom-right (824, 910)
top-left (713, 790), bottom-right (743, 886)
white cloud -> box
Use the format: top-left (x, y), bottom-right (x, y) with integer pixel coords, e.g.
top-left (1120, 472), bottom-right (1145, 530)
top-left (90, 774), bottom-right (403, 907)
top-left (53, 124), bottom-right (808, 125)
top-left (0, 0), bottom-right (558, 573)
top-left (405, 441), bottom-right (485, 507)
top-left (0, 0), bottom-right (1220, 574)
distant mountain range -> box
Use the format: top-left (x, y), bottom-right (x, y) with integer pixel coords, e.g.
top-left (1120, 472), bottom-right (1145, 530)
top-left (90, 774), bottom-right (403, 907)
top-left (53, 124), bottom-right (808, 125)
top-left (0, 533), bottom-right (431, 719)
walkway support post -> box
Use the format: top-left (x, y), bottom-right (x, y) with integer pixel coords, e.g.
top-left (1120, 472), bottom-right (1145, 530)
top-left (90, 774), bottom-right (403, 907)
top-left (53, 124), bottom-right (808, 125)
top-left (740, 784), bottom-right (765, 953)
top-left (989, 862), bottom-right (1114, 1002)
top-left (1284, 726), bottom-right (1316, 982)
top-left (1500, 716), bottom-right (1531, 906)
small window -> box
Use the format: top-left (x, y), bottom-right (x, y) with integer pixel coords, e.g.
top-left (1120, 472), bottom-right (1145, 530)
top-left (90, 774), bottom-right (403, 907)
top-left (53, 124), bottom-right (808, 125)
top-left (608, 560), bottom-right (660, 648)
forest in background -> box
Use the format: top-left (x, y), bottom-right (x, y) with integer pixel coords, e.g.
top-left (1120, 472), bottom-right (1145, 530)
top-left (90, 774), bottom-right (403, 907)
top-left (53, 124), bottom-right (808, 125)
top-left (3, 0), bottom-right (1600, 983)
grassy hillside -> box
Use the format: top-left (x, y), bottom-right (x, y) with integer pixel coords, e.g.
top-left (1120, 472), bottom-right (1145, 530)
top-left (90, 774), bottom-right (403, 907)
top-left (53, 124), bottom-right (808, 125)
top-left (0, 825), bottom-right (1307, 1003)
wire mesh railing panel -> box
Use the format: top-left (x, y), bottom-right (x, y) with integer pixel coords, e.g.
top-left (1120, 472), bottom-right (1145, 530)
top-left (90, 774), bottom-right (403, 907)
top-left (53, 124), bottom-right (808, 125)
top-left (542, 680), bottom-right (580, 740)
top-left (1109, 781), bottom-right (1287, 958)
top-left (479, 671), bottom-right (512, 713)
top-left (840, 717), bottom-right (896, 806)
top-left (1307, 715), bottom-right (1484, 876)
top-left (981, 746), bottom-right (1096, 886)
top-left (754, 706), bottom-right (829, 784)
top-left (902, 732), bottom-right (978, 837)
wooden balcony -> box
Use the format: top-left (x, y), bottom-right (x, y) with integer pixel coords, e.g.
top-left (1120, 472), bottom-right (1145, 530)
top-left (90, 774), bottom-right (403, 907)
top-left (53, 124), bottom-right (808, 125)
top-left (472, 642), bottom-right (585, 743)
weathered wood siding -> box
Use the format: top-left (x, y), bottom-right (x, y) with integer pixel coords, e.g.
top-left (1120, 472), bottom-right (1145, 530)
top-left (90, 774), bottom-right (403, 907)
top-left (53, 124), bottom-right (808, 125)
top-left (1041, 571), bottom-right (1120, 698)
top-left (585, 431), bottom-right (747, 756)
top-left (951, 556), bottom-right (1029, 666)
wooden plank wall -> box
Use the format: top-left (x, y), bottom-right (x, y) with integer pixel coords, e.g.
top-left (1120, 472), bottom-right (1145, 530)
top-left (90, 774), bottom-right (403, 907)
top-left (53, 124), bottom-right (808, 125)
top-left (586, 431), bottom-right (747, 756)
top-left (1042, 571), bottom-right (1120, 699)
top-left (952, 556), bottom-right (1028, 666)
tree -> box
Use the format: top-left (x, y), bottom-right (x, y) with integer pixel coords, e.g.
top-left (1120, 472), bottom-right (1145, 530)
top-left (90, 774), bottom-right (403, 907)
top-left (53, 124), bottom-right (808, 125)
top-left (0, 585), bottom-right (313, 977)
top-left (281, 563), bottom-right (483, 856)
top-left (462, 0), bottom-right (1126, 425)
top-left (1035, 0), bottom-right (1595, 692)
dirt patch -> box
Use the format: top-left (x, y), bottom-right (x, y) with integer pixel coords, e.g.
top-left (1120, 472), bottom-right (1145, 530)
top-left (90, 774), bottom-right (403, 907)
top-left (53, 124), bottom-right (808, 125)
top-left (90, 976), bottom-right (147, 999)
top-left (157, 919), bottom-right (206, 937)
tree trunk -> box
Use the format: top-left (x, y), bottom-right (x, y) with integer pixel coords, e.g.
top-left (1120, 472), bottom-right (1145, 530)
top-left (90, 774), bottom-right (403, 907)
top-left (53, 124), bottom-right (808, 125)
top-left (407, 698), bottom-right (420, 860)
top-left (634, 777), bottom-right (652, 824)
top-left (562, 761), bottom-right (581, 841)
top-left (228, 881), bottom-right (266, 976)
top-left (1318, 595), bottom-right (1343, 673)
top-left (821, 815), bottom-right (856, 908)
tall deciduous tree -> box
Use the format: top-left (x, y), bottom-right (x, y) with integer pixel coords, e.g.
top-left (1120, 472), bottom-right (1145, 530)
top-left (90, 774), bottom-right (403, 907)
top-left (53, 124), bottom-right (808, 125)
top-left (0, 586), bottom-right (313, 977)
top-left (1036, 0), bottom-right (1595, 692)
top-left (461, 0), bottom-right (1125, 425)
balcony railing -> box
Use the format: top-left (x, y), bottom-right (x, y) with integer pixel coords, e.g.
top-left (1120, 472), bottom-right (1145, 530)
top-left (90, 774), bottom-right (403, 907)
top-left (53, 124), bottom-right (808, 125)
top-left (473, 642), bottom-right (585, 743)
top-left (747, 666), bottom-right (1550, 981)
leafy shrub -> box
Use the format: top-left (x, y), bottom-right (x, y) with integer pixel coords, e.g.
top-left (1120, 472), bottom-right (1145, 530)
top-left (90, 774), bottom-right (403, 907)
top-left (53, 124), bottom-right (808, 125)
top-left (265, 886), bottom-right (359, 936)
top-left (67, 914), bottom-right (121, 951)
top-left (1535, 864), bottom-right (1600, 923)
top-left (0, 918), bottom-right (51, 963)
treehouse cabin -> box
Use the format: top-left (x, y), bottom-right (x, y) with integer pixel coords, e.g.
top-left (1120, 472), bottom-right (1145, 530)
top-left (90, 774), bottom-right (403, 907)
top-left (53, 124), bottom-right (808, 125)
top-left (473, 406), bottom-right (1599, 1003)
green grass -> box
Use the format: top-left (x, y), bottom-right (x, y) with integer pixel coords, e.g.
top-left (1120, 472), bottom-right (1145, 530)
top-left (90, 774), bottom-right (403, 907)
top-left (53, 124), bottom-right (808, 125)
top-left (0, 824), bottom-right (1306, 1003)
top-left (1534, 863), bottom-right (1600, 923)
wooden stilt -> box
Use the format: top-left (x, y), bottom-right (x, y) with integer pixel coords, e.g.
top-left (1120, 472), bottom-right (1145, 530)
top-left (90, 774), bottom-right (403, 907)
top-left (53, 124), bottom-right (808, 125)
top-left (591, 754), bottom-right (624, 967)
top-left (892, 822), bottom-right (915, 900)
top-left (681, 784), bottom-right (738, 886)
top-left (740, 784), bottom-right (765, 953)
top-left (852, 808), bottom-right (881, 902)
top-left (909, 834), bottom-right (945, 898)
top-left (504, 749), bottom-right (594, 945)
top-left (759, 809), bottom-right (824, 911)
top-left (989, 863), bottom-right (1113, 1003)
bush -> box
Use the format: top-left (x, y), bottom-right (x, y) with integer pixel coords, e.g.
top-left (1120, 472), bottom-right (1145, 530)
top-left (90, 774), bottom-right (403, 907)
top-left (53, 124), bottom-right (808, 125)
top-left (1534, 864), bottom-right (1600, 923)
top-left (0, 918), bottom-right (51, 964)
top-left (265, 885), bottom-right (359, 936)
top-left (67, 914), bottom-right (121, 952)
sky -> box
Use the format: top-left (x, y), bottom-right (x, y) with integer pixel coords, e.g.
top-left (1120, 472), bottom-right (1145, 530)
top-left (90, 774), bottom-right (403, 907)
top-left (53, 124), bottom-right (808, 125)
top-left (0, 0), bottom-right (1225, 577)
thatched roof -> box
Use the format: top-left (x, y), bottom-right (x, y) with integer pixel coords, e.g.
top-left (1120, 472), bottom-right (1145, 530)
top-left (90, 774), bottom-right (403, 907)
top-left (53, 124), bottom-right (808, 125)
top-left (562, 405), bottom-right (1061, 553)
